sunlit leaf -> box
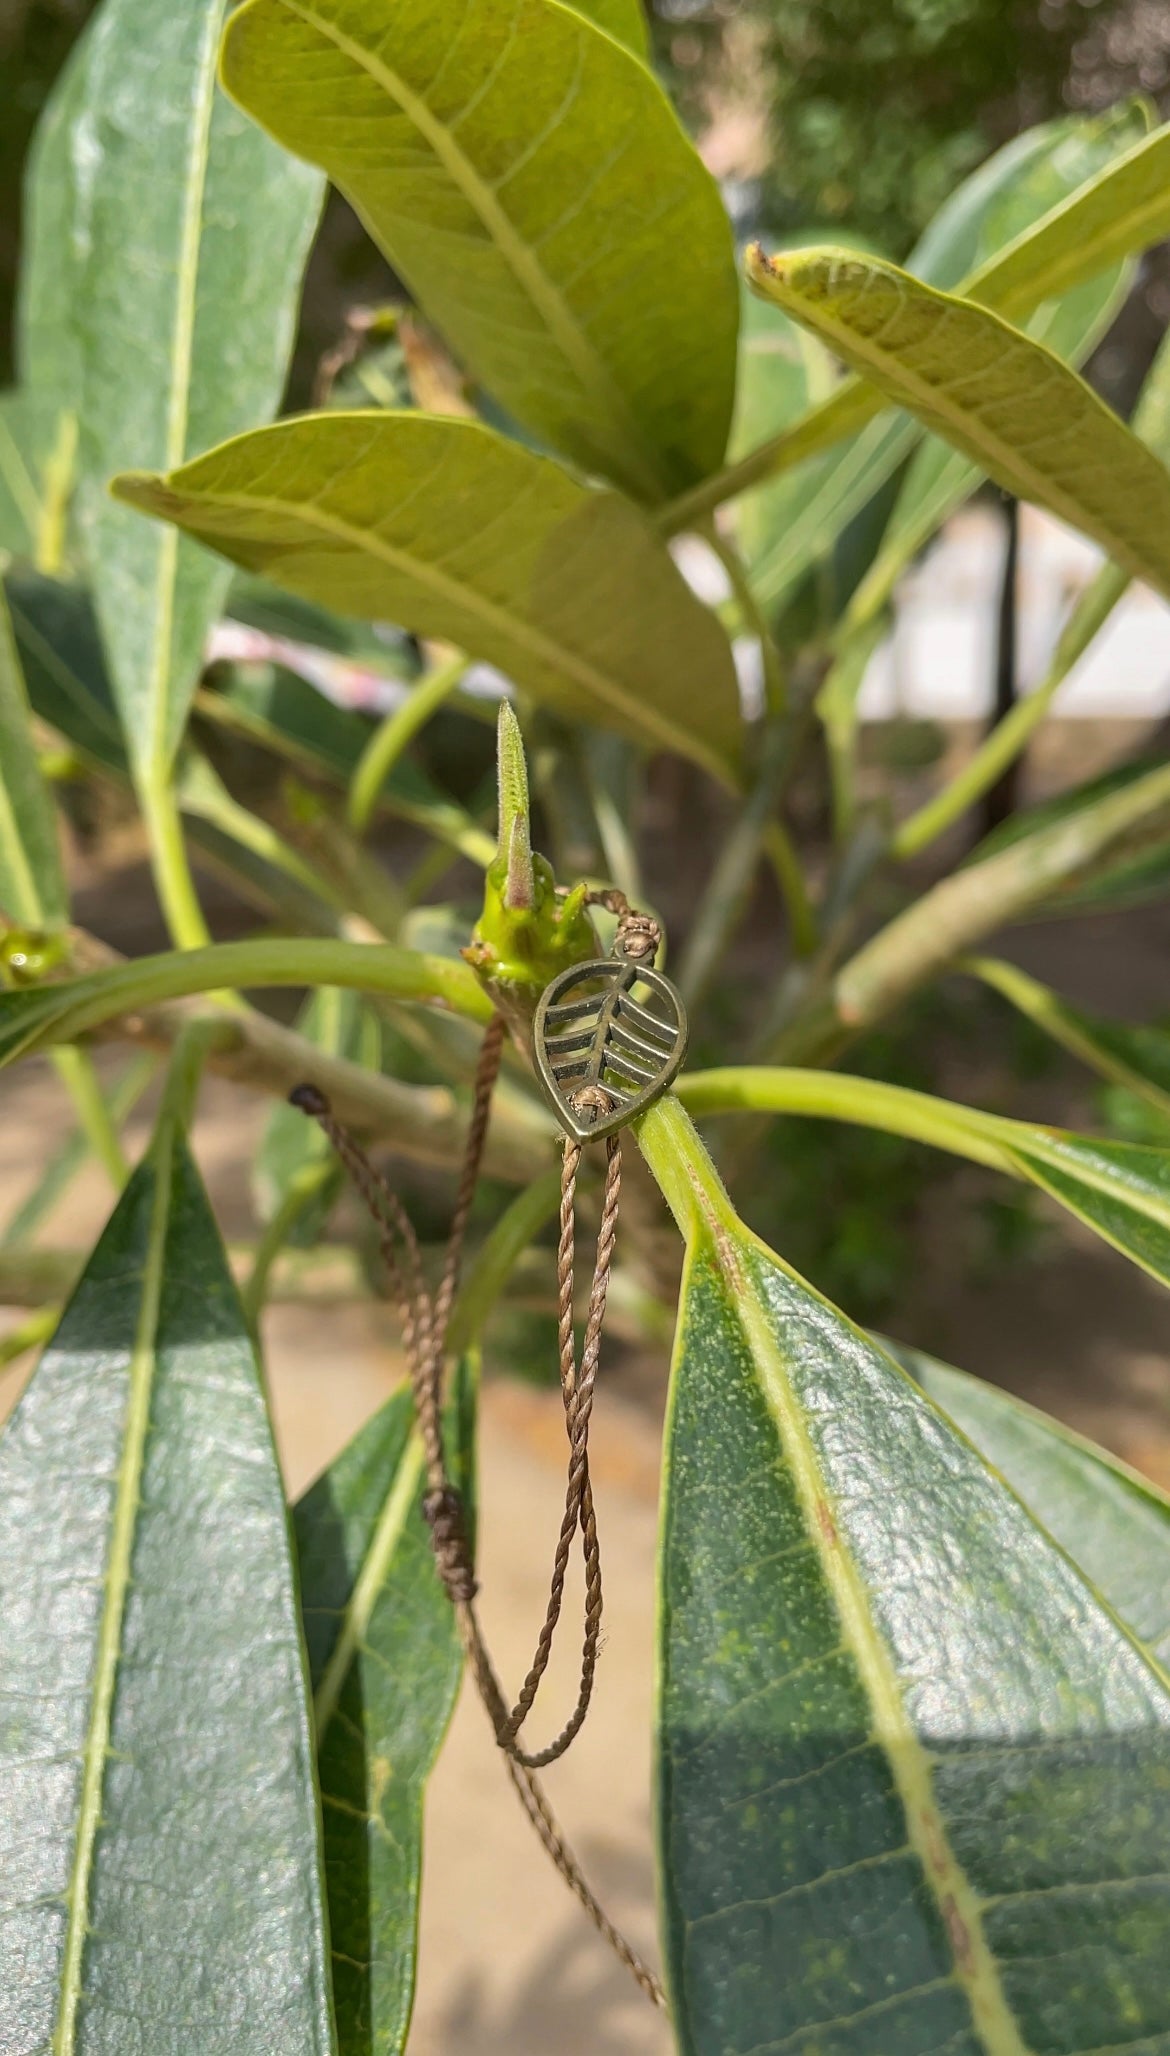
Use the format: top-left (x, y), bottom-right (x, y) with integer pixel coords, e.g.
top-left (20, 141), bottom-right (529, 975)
top-left (747, 243), bottom-right (1170, 601)
top-left (220, 0), bottom-right (734, 502)
top-left (740, 107), bottom-right (1145, 610)
top-left (887, 1336), bottom-right (1170, 1666)
top-left (0, 1073), bottom-right (337, 2053)
top-left (114, 413), bottom-right (741, 779)
top-left (642, 1096), bottom-right (1170, 2055)
top-left (20, 0), bottom-right (324, 778)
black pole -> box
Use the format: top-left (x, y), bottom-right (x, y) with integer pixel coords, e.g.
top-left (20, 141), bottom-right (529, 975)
top-left (979, 492), bottom-right (1021, 838)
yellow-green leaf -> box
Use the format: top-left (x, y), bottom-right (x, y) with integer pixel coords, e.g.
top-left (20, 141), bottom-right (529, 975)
top-left (219, 0), bottom-right (735, 502)
top-left (747, 244), bottom-right (1170, 599)
top-left (113, 413), bottom-right (741, 779)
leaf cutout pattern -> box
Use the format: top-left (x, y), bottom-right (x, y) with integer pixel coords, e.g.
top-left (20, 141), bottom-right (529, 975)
top-left (534, 957), bottom-right (688, 1140)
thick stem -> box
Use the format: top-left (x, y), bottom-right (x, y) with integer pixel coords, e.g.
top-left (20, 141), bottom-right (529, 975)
top-left (774, 754), bottom-right (1170, 1065)
top-left (347, 652), bottom-right (467, 834)
top-left (675, 1068), bottom-right (1014, 1173)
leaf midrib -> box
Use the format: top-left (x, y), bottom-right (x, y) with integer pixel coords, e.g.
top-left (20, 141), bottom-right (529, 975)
top-left (314, 1429), bottom-right (427, 1741)
top-left (151, 473), bottom-right (729, 777)
top-left (273, 0), bottom-right (665, 502)
top-left (55, 1127), bottom-right (174, 2053)
top-left (777, 263), bottom-right (1170, 597)
top-left (715, 1231), bottom-right (1033, 2055)
top-left (140, 0), bottom-right (222, 778)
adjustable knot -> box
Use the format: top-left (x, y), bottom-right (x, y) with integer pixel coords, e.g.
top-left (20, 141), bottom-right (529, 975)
top-left (614, 910), bottom-right (660, 963)
top-left (569, 1082), bottom-right (616, 1129)
top-left (423, 1485), bottom-right (478, 1604)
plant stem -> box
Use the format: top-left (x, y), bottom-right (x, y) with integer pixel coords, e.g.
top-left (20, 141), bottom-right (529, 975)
top-left (658, 381), bottom-right (876, 541)
top-left (702, 522), bottom-right (787, 717)
top-left (243, 1158), bottom-right (337, 1327)
top-left (762, 821), bottom-right (816, 960)
top-left (0, 1303), bottom-right (59, 1371)
top-left (139, 771), bottom-right (211, 950)
top-left (677, 721), bottom-right (810, 1004)
top-left (771, 752), bottom-right (1170, 1065)
top-left (893, 563), bottom-right (1126, 859)
top-left (347, 651), bottom-right (467, 834)
top-left (675, 1067), bottom-right (1014, 1172)
top-left (49, 1045), bottom-right (129, 1190)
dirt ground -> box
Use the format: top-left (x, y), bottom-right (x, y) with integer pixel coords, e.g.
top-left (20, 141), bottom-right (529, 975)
top-left (3, 730), bottom-right (1170, 2047)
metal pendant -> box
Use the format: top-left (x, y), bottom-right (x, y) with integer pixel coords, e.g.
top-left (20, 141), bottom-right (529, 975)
top-left (534, 948), bottom-right (689, 1143)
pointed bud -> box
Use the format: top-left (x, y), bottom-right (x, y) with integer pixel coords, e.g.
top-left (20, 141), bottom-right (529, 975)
top-left (496, 701), bottom-right (535, 910)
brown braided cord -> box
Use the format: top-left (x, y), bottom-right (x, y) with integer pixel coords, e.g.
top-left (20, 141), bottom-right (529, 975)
top-left (289, 1011), bottom-right (666, 2013)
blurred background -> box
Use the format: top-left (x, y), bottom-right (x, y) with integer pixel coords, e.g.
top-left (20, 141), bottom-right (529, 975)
top-left (4, 2), bottom-right (1170, 2045)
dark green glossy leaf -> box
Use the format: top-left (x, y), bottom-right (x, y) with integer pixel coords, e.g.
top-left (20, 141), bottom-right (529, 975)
top-left (0, 1086), bottom-right (337, 2053)
top-left (221, 0), bottom-right (735, 503)
top-left (295, 1363), bottom-right (474, 2052)
top-left (886, 1337), bottom-right (1170, 1667)
top-left (20, 0), bottom-right (324, 777)
top-left (114, 413), bottom-right (741, 779)
top-left (0, 586), bottom-right (66, 928)
top-left (642, 1096), bottom-right (1170, 2056)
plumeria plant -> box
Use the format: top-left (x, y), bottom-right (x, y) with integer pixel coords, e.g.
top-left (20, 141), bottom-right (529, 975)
top-left (4, 0), bottom-right (1170, 2049)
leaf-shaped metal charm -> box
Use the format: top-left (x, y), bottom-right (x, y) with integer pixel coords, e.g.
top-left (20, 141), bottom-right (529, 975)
top-left (534, 956), bottom-right (689, 1142)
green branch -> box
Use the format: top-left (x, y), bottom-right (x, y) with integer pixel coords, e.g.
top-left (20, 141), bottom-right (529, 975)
top-left (347, 651), bottom-right (467, 835)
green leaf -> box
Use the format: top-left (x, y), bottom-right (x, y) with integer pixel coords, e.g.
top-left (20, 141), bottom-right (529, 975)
top-left (568, 0), bottom-right (648, 53)
top-left (195, 663), bottom-right (496, 867)
top-left (678, 1060), bottom-right (1170, 1296)
top-left (739, 105), bottom-right (1145, 612)
top-left (113, 414), bottom-right (741, 780)
top-left (641, 1095), bottom-right (1170, 2055)
top-left (0, 586), bottom-right (66, 928)
top-left (254, 986), bottom-right (382, 1242)
top-left (0, 1076), bottom-right (337, 2053)
top-left (846, 238), bottom-right (1134, 633)
top-left (885, 1337), bottom-right (1170, 1667)
top-left (966, 955), bottom-right (1170, 1121)
top-left (674, 108), bottom-right (1170, 533)
top-left (0, 391), bottom-right (67, 569)
top-left (220, 0), bottom-right (736, 502)
top-left (747, 243), bottom-right (1170, 602)
top-left (6, 572), bottom-right (128, 778)
top-left (295, 1364), bottom-right (474, 2053)
top-left (21, 0), bottom-right (324, 780)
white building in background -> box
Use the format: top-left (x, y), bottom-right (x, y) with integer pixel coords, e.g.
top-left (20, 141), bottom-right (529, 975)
top-left (857, 505), bottom-right (1170, 723)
